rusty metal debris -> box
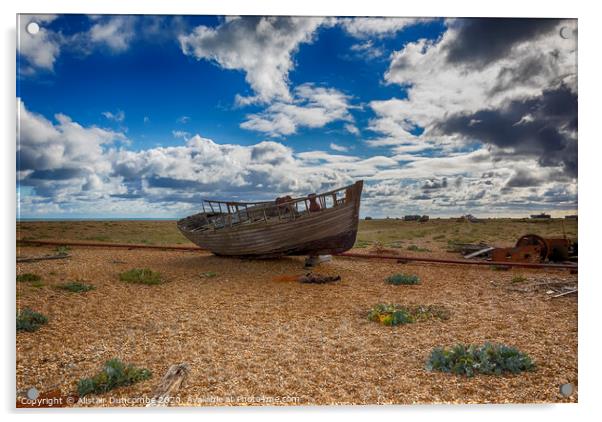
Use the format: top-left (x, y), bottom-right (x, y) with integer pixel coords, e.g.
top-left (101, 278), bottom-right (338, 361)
top-left (299, 273), bottom-right (341, 284)
top-left (338, 252), bottom-right (577, 270)
top-left (491, 234), bottom-right (576, 264)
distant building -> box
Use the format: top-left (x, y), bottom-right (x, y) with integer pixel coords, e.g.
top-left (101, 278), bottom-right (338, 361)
top-left (419, 215), bottom-right (430, 222)
top-left (564, 215), bottom-right (578, 220)
top-left (404, 215), bottom-right (422, 221)
top-left (530, 213), bottom-right (551, 219)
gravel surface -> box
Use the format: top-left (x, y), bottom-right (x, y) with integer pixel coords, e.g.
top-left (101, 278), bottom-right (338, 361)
top-left (16, 245), bottom-right (577, 406)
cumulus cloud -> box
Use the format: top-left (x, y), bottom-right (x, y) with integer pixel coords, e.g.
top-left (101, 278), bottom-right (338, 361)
top-left (17, 98), bottom-right (128, 204)
top-left (380, 19), bottom-right (576, 132)
top-left (434, 84), bottom-right (577, 177)
top-left (330, 143), bottom-right (349, 152)
top-left (240, 83), bottom-right (357, 136)
top-left (18, 15), bottom-right (146, 76)
top-left (18, 15), bottom-right (61, 71)
top-left (89, 16), bottom-right (136, 52)
top-left (339, 17), bottom-right (434, 39)
top-left (444, 18), bottom-right (564, 68)
top-left (179, 16), bottom-right (326, 104)
top-left (17, 99), bottom-right (577, 218)
top-left (363, 17), bottom-right (577, 196)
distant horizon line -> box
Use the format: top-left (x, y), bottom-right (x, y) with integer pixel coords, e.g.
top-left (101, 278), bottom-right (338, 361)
top-left (16, 215), bottom-right (578, 222)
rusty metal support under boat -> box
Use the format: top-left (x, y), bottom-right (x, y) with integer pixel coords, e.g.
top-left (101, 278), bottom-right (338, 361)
top-left (18, 239), bottom-right (577, 270)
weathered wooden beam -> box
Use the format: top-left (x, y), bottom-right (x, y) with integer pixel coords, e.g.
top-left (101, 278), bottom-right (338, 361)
top-left (146, 363), bottom-right (190, 407)
top-left (17, 254), bottom-right (71, 263)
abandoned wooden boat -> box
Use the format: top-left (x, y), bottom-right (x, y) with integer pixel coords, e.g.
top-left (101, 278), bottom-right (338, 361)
top-left (177, 181), bottom-right (363, 258)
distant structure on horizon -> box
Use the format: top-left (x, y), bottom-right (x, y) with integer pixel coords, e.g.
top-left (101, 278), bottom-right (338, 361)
top-left (404, 215), bottom-right (429, 222)
top-left (564, 214), bottom-right (578, 220)
top-left (530, 213), bottom-right (551, 219)
top-left (458, 214), bottom-right (480, 223)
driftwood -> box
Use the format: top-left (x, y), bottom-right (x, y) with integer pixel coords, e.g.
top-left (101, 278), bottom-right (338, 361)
top-left (551, 289), bottom-right (578, 298)
top-left (146, 363), bottom-right (190, 407)
top-left (17, 254), bottom-right (71, 263)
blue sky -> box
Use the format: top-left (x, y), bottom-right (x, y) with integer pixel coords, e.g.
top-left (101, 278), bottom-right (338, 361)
top-left (17, 15), bottom-right (577, 219)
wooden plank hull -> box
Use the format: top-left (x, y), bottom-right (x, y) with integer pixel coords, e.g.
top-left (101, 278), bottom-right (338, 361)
top-left (178, 182), bottom-right (363, 258)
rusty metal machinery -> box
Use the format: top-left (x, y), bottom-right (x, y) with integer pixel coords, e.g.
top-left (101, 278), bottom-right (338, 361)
top-left (491, 234), bottom-right (575, 263)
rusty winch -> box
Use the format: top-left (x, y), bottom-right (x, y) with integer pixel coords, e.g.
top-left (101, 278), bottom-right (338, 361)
top-left (491, 234), bottom-right (576, 263)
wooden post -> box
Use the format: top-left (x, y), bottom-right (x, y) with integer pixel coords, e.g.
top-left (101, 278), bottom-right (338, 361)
top-left (146, 363), bottom-right (190, 407)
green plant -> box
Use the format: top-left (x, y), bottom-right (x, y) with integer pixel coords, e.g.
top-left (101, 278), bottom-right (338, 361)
top-left (31, 281), bottom-right (45, 289)
top-left (57, 281), bottom-right (95, 293)
top-left (511, 275), bottom-right (527, 283)
top-left (16, 273), bottom-right (41, 283)
top-left (426, 343), bottom-right (535, 377)
top-left (16, 308), bottom-right (48, 332)
top-left (119, 268), bottom-right (163, 285)
top-left (77, 358), bottom-right (152, 397)
top-left (55, 245), bottom-right (71, 256)
top-left (200, 271), bottom-right (217, 278)
top-left (368, 304), bottom-right (449, 326)
top-left (386, 273), bottom-right (420, 285)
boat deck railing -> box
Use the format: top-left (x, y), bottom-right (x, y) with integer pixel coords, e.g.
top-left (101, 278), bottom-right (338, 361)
top-left (200, 183), bottom-right (356, 230)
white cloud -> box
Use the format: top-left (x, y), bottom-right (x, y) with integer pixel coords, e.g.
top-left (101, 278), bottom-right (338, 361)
top-left (89, 16), bottom-right (135, 52)
top-left (172, 130), bottom-right (190, 139)
top-left (17, 98), bottom-right (128, 204)
top-left (340, 17), bottom-right (434, 39)
top-left (102, 110), bottom-right (125, 122)
top-left (240, 83), bottom-right (356, 136)
top-left (362, 18), bottom-right (578, 183)
top-left (381, 19), bottom-right (576, 132)
top-left (349, 40), bottom-right (385, 59)
top-left (18, 99), bottom-right (576, 218)
top-left (177, 116), bottom-right (190, 124)
top-left (17, 15), bottom-right (60, 71)
top-left (330, 143), bottom-right (349, 152)
top-left (179, 17), bottom-right (327, 103)
top-left (344, 123), bottom-right (360, 135)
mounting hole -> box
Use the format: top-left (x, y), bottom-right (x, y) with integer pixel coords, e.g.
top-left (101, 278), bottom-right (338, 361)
top-left (26, 22), bottom-right (40, 35)
top-left (559, 26), bottom-right (572, 39)
top-left (560, 383), bottom-right (574, 397)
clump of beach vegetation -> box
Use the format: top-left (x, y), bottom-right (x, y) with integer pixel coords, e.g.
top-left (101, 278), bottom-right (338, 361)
top-left (56, 281), bottom-right (95, 293)
top-left (16, 273), bottom-right (41, 283)
top-left (386, 273), bottom-right (420, 285)
top-left (17, 308), bottom-right (48, 332)
top-left (77, 358), bottom-right (151, 397)
top-left (119, 268), bottom-right (163, 285)
top-left (368, 304), bottom-right (449, 326)
top-left (426, 343), bottom-right (535, 377)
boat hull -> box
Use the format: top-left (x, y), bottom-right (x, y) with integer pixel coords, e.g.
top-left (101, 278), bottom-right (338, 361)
top-left (178, 182), bottom-right (362, 258)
